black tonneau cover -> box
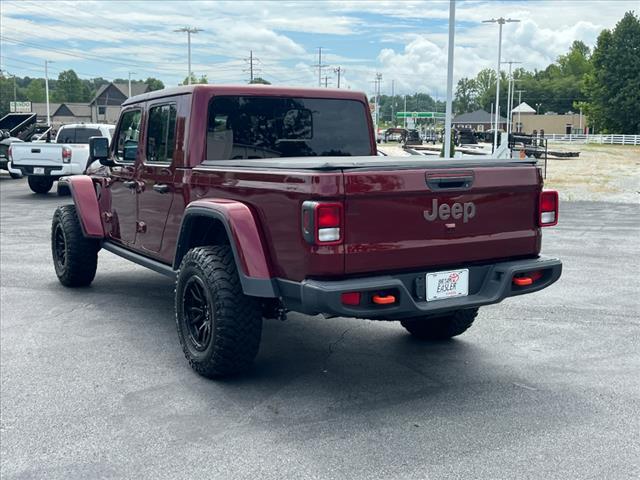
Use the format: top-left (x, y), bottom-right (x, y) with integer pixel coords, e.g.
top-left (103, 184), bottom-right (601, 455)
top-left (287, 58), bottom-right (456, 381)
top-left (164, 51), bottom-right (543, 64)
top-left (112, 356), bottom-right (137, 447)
top-left (198, 156), bottom-right (538, 171)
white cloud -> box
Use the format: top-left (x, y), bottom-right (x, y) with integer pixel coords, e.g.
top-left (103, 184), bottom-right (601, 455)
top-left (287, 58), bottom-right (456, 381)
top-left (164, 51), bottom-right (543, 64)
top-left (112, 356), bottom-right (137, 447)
top-left (0, 0), bottom-right (634, 91)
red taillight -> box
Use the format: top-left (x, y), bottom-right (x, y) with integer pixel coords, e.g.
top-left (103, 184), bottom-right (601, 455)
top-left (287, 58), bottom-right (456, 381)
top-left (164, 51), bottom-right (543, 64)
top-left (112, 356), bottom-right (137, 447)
top-left (62, 146), bottom-right (72, 164)
top-left (341, 292), bottom-right (361, 306)
top-left (301, 201), bottom-right (343, 245)
top-left (539, 190), bottom-right (558, 226)
top-left (317, 205), bottom-right (341, 228)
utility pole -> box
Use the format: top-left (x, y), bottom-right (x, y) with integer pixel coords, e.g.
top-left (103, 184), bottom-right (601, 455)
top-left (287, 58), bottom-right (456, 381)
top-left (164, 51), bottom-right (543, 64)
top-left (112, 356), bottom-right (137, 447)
top-left (444, 0), bottom-right (456, 158)
top-left (250, 50), bottom-right (253, 82)
top-left (323, 75), bottom-right (332, 88)
top-left (316, 47), bottom-right (327, 87)
top-left (174, 26), bottom-right (202, 85)
top-left (483, 17), bottom-right (520, 152)
top-left (502, 60), bottom-right (520, 136)
top-left (127, 71), bottom-right (136, 97)
top-left (515, 89), bottom-right (526, 132)
top-left (391, 79), bottom-right (395, 124)
top-left (334, 66), bottom-right (342, 88)
top-left (403, 95), bottom-right (407, 128)
top-left (374, 73), bottom-right (382, 139)
top-left (244, 50), bottom-right (260, 83)
top-left (44, 60), bottom-right (52, 127)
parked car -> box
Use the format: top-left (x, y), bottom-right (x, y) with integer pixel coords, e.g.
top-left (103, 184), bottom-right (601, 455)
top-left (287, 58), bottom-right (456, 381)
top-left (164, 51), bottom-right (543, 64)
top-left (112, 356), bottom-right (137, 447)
top-left (51, 84), bottom-right (562, 378)
top-left (9, 123), bottom-right (114, 194)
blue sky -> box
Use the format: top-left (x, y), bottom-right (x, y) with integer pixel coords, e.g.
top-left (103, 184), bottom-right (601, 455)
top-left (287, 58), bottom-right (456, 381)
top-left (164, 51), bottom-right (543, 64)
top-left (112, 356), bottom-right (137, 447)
top-left (0, 0), bottom-right (635, 98)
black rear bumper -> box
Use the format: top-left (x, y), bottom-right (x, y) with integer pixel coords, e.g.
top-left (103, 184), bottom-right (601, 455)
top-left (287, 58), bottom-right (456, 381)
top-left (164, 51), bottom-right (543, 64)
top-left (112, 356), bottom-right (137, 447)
top-left (277, 256), bottom-right (562, 320)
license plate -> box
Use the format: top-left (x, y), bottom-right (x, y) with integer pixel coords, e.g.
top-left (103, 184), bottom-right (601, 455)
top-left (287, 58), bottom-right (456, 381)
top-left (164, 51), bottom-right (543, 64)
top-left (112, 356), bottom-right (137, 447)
top-left (33, 167), bottom-right (45, 175)
top-left (426, 269), bottom-right (469, 301)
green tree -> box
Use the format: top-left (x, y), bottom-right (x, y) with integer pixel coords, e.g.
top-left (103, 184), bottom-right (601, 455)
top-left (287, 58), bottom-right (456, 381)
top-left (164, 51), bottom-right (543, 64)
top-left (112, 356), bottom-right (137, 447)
top-left (454, 77), bottom-right (478, 113)
top-left (583, 11), bottom-right (640, 133)
top-left (181, 73), bottom-right (208, 85)
top-left (145, 77), bottom-right (164, 91)
top-left (249, 77), bottom-right (271, 85)
top-left (24, 78), bottom-right (46, 102)
top-left (53, 69), bottom-right (90, 102)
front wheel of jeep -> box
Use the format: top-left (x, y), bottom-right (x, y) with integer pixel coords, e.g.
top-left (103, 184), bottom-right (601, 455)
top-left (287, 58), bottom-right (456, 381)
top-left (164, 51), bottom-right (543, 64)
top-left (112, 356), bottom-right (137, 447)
top-left (51, 205), bottom-right (100, 287)
top-left (175, 246), bottom-right (262, 378)
top-left (400, 308), bottom-right (478, 340)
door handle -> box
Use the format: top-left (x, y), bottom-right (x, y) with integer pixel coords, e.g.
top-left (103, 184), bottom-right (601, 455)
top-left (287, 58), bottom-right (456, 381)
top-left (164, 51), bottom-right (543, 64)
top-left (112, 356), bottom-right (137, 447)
top-left (153, 184), bottom-right (170, 194)
top-left (123, 180), bottom-right (138, 189)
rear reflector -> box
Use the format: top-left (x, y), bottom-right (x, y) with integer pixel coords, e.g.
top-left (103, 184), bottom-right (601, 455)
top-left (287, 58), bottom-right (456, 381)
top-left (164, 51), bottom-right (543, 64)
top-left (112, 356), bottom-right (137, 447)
top-left (539, 190), bottom-right (559, 226)
top-left (341, 292), bottom-right (361, 306)
top-left (372, 294), bottom-right (396, 305)
top-left (513, 270), bottom-right (544, 286)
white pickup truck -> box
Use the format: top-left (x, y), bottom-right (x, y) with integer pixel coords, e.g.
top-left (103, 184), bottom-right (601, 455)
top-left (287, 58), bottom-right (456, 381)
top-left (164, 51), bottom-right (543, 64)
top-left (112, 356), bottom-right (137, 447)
top-left (9, 123), bottom-right (114, 194)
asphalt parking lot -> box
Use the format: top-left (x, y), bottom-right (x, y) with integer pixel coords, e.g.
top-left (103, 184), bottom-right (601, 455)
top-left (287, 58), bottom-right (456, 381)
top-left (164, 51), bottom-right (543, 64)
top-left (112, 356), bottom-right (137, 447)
top-left (1, 174), bottom-right (638, 480)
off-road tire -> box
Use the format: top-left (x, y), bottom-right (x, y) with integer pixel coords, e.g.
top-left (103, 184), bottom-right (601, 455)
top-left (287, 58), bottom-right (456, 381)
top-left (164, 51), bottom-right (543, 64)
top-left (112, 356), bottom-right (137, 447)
top-left (28, 176), bottom-right (54, 194)
top-left (401, 308), bottom-right (478, 340)
top-left (51, 205), bottom-right (99, 287)
top-left (175, 246), bottom-right (262, 378)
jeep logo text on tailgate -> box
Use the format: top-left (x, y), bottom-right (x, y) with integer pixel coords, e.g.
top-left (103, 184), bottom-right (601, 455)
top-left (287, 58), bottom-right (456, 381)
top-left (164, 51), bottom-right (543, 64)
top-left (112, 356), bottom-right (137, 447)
top-left (423, 199), bottom-right (476, 223)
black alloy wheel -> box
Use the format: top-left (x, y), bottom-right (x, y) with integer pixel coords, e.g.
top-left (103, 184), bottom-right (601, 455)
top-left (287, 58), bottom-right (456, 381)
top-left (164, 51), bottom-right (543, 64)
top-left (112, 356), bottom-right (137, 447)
top-left (182, 276), bottom-right (213, 351)
top-left (53, 223), bottom-right (67, 270)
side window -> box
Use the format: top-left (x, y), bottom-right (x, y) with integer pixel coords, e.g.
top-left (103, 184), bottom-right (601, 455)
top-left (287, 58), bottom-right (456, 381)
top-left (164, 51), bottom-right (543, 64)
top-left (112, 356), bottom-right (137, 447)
top-left (115, 109), bottom-right (142, 162)
top-left (146, 104), bottom-right (177, 164)
top-left (56, 128), bottom-right (76, 144)
top-left (74, 128), bottom-right (103, 144)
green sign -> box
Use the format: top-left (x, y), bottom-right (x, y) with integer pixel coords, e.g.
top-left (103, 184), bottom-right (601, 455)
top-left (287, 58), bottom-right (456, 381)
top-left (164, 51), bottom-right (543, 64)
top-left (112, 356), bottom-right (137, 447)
top-left (396, 111), bottom-right (446, 119)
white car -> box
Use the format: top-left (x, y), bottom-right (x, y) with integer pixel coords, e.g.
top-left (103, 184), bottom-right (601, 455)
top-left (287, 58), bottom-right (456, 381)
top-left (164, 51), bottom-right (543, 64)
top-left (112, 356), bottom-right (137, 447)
top-left (9, 123), bottom-right (114, 194)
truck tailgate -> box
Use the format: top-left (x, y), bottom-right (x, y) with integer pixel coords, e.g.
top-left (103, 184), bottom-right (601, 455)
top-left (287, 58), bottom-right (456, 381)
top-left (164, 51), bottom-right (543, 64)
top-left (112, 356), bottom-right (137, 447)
top-left (343, 165), bottom-right (542, 274)
top-left (11, 143), bottom-right (64, 166)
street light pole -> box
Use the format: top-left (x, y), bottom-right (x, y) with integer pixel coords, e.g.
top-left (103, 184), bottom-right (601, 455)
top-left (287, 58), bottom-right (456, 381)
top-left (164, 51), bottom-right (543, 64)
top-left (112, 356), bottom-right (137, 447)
top-left (444, 0), bottom-right (456, 159)
top-left (175, 27), bottom-right (202, 85)
top-left (44, 60), bottom-right (52, 127)
top-left (502, 60), bottom-right (521, 137)
top-left (483, 17), bottom-right (520, 152)
top-left (128, 71), bottom-right (136, 97)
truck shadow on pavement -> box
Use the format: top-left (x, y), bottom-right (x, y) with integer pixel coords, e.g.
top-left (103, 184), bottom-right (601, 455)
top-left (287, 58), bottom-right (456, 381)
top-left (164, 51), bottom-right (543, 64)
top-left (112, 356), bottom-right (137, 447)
top-left (67, 269), bottom-right (502, 414)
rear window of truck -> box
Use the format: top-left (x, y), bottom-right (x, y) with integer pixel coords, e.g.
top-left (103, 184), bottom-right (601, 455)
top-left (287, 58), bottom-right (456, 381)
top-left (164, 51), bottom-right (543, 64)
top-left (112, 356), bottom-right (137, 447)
top-left (206, 96), bottom-right (372, 159)
top-left (56, 127), bottom-right (103, 144)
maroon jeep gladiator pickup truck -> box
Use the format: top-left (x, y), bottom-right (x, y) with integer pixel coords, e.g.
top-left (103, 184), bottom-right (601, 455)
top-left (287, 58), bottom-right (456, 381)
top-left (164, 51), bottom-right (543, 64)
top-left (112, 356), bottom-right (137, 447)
top-left (51, 85), bottom-right (561, 378)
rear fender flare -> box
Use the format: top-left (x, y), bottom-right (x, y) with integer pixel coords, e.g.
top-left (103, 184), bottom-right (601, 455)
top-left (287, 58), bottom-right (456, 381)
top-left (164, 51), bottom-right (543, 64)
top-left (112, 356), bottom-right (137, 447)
top-left (64, 175), bottom-right (104, 238)
top-left (175, 199), bottom-right (278, 298)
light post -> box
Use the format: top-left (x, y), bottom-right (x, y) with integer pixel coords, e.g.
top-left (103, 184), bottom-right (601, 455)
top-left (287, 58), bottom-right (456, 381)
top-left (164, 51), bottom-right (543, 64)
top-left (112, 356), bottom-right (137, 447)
top-left (444, 0), bottom-right (456, 159)
top-left (128, 71), bottom-right (136, 97)
top-left (483, 17), bottom-right (520, 152)
top-left (44, 60), bottom-right (53, 127)
top-left (175, 27), bottom-right (202, 85)
top-left (535, 102), bottom-right (542, 114)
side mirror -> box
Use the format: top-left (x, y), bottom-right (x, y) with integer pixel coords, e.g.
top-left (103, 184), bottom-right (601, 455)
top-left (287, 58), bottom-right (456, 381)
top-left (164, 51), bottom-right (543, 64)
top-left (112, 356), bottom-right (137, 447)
top-left (89, 136), bottom-right (114, 167)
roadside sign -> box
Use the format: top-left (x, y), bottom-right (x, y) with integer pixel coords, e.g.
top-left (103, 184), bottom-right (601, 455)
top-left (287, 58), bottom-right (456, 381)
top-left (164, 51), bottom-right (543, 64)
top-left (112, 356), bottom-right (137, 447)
top-left (9, 101), bottom-right (32, 113)
top-left (396, 111), bottom-right (445, 119)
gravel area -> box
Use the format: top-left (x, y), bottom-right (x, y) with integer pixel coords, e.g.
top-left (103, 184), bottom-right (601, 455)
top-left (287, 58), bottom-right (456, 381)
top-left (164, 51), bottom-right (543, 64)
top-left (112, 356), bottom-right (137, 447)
top-left (543, 143), bottom-right (640, 204)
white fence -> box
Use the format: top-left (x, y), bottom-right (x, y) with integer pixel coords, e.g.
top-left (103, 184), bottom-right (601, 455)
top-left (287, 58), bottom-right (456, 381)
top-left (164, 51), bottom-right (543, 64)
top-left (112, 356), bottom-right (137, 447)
top-left (543, 133), bottom-right (640, 145)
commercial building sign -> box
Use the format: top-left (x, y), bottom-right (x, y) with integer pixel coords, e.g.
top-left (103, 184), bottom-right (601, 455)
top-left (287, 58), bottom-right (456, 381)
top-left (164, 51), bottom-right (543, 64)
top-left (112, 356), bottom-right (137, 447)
top-left (9, 101), bottom-right (32, 113)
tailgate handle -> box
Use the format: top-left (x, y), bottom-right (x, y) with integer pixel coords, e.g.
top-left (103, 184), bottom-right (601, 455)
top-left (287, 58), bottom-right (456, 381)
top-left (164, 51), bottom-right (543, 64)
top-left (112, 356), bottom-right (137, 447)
top-left (31, 148), bottom-right (41, 153)
top-left (426, 175), bottom-right (474, 191)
